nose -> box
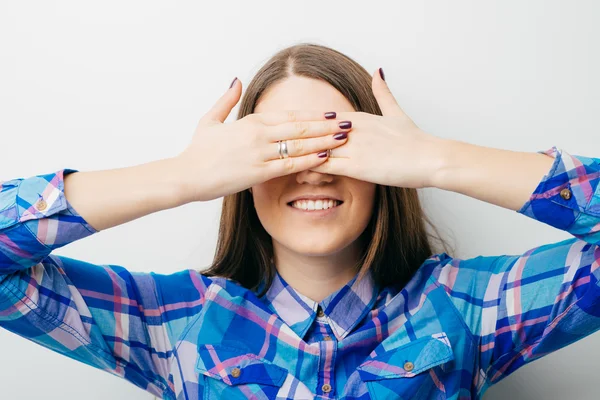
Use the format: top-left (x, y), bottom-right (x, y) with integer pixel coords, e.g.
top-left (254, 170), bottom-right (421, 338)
top-left (295, 169), bottom-right (334, 185)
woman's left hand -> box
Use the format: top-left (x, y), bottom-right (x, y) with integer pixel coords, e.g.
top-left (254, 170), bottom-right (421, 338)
top-left (309, 70), bottom-right (446, 189)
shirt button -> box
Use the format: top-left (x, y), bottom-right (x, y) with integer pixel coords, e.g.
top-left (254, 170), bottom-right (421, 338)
top-left (35, 199), bottom-right (48, 211)
top-left (231, 367), bottom-right (241, 378)
top-left (322, 383), bottom-right (332, 393)
top-left (404, 361), bottom-right (414, 372)
top-left (560, 188), bottom-right (572, 200)
top-left (317, 306), bottom-right (325, 318)
top-left (323, 335), bottom-right (332, 341)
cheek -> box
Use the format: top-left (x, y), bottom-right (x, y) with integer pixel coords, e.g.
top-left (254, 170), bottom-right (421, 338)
top-left (354, 189), bottom-right (376, 228)
top-left (354, 184), bottom-right (377, 213)
top-left (347, 184), bottom-right (377, 234)
top-left (252, 180), bottom-right (278, 206)
top-left (251, 185), bottom-right (283, 226)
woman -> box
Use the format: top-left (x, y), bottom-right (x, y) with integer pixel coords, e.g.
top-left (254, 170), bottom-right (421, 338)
top-left (0, 43), bottom-right (598, 400)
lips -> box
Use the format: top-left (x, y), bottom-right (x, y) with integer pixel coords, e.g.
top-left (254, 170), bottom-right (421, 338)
top-left (286, 199), bottom-right (344, 206)
top-left (287, 202), bottom-right (344, 217)
top-left (286, 194), bottom-right (344, 204)
top-left (286, 198), bottom-right (346, 217)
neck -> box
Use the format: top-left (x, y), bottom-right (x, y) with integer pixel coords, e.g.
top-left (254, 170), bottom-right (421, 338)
top-left (272, 241), bottom-right (362, 303)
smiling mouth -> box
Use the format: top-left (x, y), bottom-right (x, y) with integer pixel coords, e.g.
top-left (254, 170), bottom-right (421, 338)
top-left (287, 199), bottom-right (344, 211)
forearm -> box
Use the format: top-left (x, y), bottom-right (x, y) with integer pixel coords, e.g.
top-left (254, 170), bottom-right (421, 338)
top-left (431, 138), bottom-right (555, 211)
top-left (64, 157), bottom-right (187, 231)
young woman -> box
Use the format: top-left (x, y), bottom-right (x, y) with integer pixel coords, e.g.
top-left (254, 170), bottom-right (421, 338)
top-left (1, 43), bottom-right (598, 400)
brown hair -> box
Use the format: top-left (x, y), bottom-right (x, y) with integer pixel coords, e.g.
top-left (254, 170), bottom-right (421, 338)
top-left (203, 43), bottom-right (453, 296)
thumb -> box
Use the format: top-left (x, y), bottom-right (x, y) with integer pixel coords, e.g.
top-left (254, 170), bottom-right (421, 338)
top-left (200, 77), bottom-right (242, 124)
top-left (372, 68), bottom-right (406, 117)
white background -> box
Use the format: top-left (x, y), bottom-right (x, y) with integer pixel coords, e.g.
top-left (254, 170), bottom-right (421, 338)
top-left (1, 1), bottom-right (599, 399)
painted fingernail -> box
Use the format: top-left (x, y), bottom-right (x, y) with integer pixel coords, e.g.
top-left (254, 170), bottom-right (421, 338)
top-left (338, 121), bottom-right (352, 129)
top-left (333, 132), bottom-right (348, 140)
top-left (379, 68), bottom-right (385, 81)
top-left (324, 112), bottom-right (336, 119)
top-left (229, 77), bottom-right (238, 89)
top-left (318, 151), bottom-right (328, 158)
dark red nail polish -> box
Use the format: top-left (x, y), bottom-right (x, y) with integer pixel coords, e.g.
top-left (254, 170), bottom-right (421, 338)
top-left (318, 151), bottom-right (328, 158)
top-left (324, 112), bottom-right (336, 119)
top-left (379, 68), bottom-right (385, 81)
top-left (229, 77), bottom-right (238, 89)
top-left (333, 132), bottom-right (347, 140)
top-left (338, 121), bottom-right (352, 129)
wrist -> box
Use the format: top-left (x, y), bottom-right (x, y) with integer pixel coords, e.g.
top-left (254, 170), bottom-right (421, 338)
top-left (425, 136), bottom-right (461, 190)
top-left (156, 156), bottom-right (194, 207)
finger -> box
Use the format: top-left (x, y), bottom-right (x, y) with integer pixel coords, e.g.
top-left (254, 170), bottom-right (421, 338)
top-left (264, 132), bottom-right (349, 161)
top-left (199, 77), bottom-right (242, 124)
top-left (318, 111), bottom-right (372, 121)
top-left (265, 118), bottom-right (353, 142)
top-left (265, 150), bottom-right (334, 178)
top-left (371, 68), bottom-right (406, 117)
top-left (256, 110), bottom-right (340, 126)
top-left (304, 157), bottom-right (349, 176)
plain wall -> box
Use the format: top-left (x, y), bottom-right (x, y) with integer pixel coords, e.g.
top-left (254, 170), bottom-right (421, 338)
top-left (0, 1), bottom-right (598, 399)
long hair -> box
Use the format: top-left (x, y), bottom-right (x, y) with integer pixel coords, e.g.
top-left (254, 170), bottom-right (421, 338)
top-left (202, 43), bottom-right (453, 296)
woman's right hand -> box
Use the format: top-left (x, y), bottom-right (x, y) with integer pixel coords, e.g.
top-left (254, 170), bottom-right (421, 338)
top-left (174, 78), bottom-right (352, 202)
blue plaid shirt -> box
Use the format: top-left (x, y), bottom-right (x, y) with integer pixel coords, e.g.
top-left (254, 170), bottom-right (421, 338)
top-left (1, 146), bottom-right (599, 399)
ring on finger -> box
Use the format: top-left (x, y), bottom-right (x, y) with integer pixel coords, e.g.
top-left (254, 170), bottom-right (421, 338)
top-left (277, 140), bottom-right (289, 159)
top-left (327, 149), bottom-right (332, 158)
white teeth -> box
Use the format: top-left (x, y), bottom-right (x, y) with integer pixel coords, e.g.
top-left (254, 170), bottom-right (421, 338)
top-left (291, 199), bottom-right (341, 211)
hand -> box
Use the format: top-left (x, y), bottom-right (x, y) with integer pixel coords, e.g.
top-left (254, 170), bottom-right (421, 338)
top-left (175, 78), bottom-right (352, 202)
top-left (308, 70), bottom-right (446, 189)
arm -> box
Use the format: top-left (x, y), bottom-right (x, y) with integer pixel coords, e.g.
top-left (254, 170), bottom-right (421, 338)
top-left (0, 164), bottom-right (209, 398)
top-left (428, 144), bottom-right (600, 392)
top-left (431, 138), bottom-right (557, 212)
top-left (63, 157), bottom-right (187, 231)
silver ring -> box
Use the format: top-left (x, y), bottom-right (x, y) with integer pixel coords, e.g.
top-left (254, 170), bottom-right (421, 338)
top-left (278, 140), bottom-right (289, 159)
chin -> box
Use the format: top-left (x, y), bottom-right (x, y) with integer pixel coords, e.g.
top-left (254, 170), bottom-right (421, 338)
top-left (281, 237), bottom-right (348, 257)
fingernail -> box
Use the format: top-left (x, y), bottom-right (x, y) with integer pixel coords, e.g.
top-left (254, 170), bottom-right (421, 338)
top-left (324, 112), bottom-right (336, 119)
top-left (379, 68), bottom-right (385, 81)
top-left (338, 121), bottom-right (352, 129)
top-left (317, 151), bottom-right (328, 158)
top-left (229, 77), bottom-right (238, 89)
top-left (333, 132), bottom-right (348, 140)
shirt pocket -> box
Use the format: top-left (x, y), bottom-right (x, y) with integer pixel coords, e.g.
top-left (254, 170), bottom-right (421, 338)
top-left (194, 343), bottom-right (290, 400)
top-left (356, 332), bottom-right (455, 400)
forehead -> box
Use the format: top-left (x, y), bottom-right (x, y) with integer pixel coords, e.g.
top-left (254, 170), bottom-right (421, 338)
top-left (254, 75), bottom-right (355, 113)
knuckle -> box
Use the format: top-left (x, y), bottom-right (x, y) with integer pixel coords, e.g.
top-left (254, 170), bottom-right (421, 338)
top-left (292, 139), bottom-right (303, 153)
top-left (257, 146), bottom-right (270, 161)
top-left (295, 121), bottom-right (308, 136)
top-left (248, 126), bottom-right (262, 146)
top-left (287, 110), bottom-right (297, 122)
top-left (283, 157), bottom-right (295, 171)
top-left (244, 113), bottom-right (259, 125)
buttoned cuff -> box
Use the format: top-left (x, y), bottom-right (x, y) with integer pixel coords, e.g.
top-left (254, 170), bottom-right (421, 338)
top-left (517, 147), bottom-right (600, 236)
top-left (0, 168), bottom-right (98, 234)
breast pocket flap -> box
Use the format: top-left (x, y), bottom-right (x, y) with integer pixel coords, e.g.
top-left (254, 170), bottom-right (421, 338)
top-left (357, 332), bottom-right (454, 381)
top-left (195, 343), bottom-right (287, 387)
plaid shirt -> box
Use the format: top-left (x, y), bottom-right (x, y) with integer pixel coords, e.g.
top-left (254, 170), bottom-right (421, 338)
top-left (1, 146), bottom-right (599, 400)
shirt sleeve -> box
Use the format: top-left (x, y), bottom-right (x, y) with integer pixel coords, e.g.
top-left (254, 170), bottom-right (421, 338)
top-left (432, 147), bottom-right (600, 392)
top-left (0, 169), bottom-right (210, 399)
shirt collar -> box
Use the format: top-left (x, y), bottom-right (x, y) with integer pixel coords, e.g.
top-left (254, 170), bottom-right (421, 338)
top-left (260, 263), bottom-right (378, 341)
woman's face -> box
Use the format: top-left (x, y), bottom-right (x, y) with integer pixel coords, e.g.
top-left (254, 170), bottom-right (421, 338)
top-left (252, 75), bottom-right (376, 257)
